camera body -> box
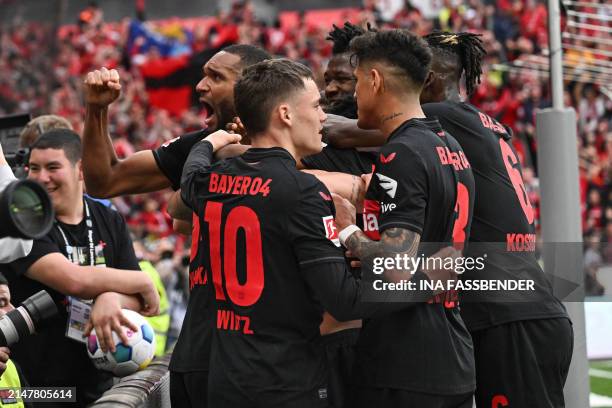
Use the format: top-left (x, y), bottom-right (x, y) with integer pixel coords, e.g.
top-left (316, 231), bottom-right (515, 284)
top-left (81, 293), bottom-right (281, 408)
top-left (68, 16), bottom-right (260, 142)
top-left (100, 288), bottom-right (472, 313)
top-left (0, 113), bottom-right (30, 179)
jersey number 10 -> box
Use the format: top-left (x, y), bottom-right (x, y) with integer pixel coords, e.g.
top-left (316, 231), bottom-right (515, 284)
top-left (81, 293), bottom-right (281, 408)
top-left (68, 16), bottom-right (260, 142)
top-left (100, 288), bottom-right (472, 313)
top-left (204, 201), bottom-right (265, 307)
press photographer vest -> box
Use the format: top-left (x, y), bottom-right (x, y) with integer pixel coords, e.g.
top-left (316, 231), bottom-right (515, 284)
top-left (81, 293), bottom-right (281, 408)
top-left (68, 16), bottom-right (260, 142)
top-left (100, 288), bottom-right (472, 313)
top-left (0, 360), bottom-right (24, 407)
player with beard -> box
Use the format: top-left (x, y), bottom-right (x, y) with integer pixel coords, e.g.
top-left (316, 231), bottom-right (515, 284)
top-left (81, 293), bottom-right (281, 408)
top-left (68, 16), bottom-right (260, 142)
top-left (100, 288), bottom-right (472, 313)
top-left (420, 32), bottom-right (572, 408)
top-left (333, 29), bottom-right (476, 407)
top-left (82, 44), bottom-right (271, 408)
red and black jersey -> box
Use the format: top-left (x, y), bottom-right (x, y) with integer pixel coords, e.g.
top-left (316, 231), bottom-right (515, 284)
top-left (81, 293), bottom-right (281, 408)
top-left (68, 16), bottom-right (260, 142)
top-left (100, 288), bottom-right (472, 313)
top-left (423, 101), bottom-right (567, 331)
top-left (356, 118), bottom-right (476, 395)
top-left (153, 129), bottom-right (216, 372)
top-left (181, 144), bottom-right (351, 395)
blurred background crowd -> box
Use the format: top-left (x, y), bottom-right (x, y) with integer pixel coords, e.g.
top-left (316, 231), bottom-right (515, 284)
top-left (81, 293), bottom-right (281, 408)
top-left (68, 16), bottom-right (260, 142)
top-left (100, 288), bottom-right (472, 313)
top-left (0, 0), bottom-right (609, 321)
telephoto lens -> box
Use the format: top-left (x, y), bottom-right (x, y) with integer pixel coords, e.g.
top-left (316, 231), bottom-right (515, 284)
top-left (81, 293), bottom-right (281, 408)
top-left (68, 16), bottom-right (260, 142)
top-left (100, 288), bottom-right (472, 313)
top-left (0, 290), bottom-right (58, 347)
top-left (0, 179), bottom-right (54, 239)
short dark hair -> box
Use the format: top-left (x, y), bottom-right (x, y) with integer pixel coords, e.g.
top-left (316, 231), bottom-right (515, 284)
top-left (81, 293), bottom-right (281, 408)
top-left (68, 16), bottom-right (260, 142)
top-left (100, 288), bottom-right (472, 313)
top-left (350, 29), bottom-right (432, 90)
top-left (327, 22), bottom-right (366, 55)
top-left (30, 129), bottom-right (82, 164)
top-left (234, 59), bottom-right (314, 136)
top-left (223, 44), bottom-right (271, 69)
top-left (424, 31), bottom-right (486, 96)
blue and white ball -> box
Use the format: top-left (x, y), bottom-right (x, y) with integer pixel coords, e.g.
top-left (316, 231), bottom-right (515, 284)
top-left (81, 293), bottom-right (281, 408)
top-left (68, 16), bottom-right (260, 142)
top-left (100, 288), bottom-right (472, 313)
top-left (86, 309), bottom-right (156, 377)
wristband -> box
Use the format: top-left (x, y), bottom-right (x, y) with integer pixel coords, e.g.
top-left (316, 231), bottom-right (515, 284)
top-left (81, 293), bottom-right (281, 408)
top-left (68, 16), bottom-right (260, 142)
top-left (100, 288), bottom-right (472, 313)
top-left (338, 224), bottom-right (361, 247)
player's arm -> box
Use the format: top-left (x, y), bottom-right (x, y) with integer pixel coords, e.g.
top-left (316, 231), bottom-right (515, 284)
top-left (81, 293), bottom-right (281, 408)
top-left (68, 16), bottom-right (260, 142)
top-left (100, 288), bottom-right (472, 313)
top-left (167, 190), bottom-right (192, 221)
top-left (215, 143), bottom-right (250, 160)
top-left (301, 170), bottom-right (365, 210)
top-left (180, 130), bottom-right (242, 210)
top-left (323, 114), bottom-right (386, 149)
top-left (83, 68), bottom-right (170, 197)
top-left (25, 253), bottom-right (159, 314)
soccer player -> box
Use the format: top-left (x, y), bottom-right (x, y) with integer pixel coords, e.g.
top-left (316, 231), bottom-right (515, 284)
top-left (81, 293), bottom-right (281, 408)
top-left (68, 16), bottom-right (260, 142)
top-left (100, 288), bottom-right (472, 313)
top-left (300, 22), bottom-right (375, 176)
top-left (82, 44), bottom-right (271, 408)
top-left (301, 22), bottom-right (374, 408)
top-left (420, 32), bottom-right (572, 408)
top-left (181, 58), bottom-right (459, 408)
top-left (0, 129), bottom-right (159, 406)
top-left (334, 29), bottom-right (476, 407)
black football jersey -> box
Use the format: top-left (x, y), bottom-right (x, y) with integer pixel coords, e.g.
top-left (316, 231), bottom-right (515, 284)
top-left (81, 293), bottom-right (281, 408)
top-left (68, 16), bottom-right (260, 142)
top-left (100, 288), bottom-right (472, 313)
top-left (152, 128), bottom-right (217, 372)
top-left (182, 145), bottom-right (350, 393)
top-left (301, 145), bottom-right (375, 176)
top-left (423, 101), bottom-right (567, 331)
top-left (153, 129), bottom-right (209, 190)
top-left (355, 118), bottom-right (475, 395)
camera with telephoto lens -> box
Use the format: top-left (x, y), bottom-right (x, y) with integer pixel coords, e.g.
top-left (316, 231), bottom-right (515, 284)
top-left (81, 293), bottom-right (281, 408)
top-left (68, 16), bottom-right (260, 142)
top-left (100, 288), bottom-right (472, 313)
top-left (0, 178), bottom-right (54, 240)
top-left (0, 290), bottom-right (58, 347)
top-left (0, 113), bottom-right (54, 240)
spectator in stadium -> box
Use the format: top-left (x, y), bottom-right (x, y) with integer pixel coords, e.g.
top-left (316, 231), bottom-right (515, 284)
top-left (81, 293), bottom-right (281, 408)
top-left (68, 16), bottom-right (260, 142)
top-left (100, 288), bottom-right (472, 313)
top-left (18, 114), bottom-right (73, 148)
top-left (81, 44), bottom-right (271, 408)
top-left (334, 29), bottom-right (476, 407)
top-left (0, 129), bottom-right (159, 407)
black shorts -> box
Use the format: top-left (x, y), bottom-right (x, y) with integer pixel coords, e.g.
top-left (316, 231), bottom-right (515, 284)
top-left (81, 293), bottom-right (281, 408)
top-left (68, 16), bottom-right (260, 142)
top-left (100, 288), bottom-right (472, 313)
top-left (170, 369), bottom-right (209, 408)
top-left (207, 365), bottom-right (329, 408)
top-left (471, 317), bottom-right (573, 408)
top-left (348, 386), bottom-right (473, 408)
top-left (319, 328), bottom-right (360, 408)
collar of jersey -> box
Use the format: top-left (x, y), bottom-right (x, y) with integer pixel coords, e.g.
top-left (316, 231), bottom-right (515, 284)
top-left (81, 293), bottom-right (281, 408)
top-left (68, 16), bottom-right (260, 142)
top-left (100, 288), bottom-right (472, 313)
top-left (388, 117), bottom-right (443, 142)
top-left (241, 147), bottom-right (296, 165)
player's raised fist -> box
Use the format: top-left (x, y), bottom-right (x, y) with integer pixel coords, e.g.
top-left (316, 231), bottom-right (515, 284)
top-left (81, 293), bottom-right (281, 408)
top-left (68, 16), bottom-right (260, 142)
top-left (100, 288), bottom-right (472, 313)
top-left (83, 67), bottom-right (121, 108)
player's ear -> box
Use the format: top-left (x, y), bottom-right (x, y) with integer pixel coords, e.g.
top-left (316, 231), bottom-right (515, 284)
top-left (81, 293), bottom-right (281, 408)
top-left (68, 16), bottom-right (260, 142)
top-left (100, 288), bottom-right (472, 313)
top-left (424, 70), bottom-right (435, 89)
top-left (278, 103), bottom-right (292, 127)
top-left (371, 68), bottom-right (382, 95)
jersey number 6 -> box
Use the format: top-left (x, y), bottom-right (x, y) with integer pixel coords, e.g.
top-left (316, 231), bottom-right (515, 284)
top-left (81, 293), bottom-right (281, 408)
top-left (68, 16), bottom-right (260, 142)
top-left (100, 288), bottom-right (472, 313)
top-left (499, 138), bottom-right (534, 225)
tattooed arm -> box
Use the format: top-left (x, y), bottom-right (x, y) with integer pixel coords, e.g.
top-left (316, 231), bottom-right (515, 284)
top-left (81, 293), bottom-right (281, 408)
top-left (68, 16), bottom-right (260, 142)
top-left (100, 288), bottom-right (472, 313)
top-left (334, 194), bottom-right (458, 289)
top-left (346, 228), bottom-right (421, 282)
top-left (302, 170), bottom-right (365, 210)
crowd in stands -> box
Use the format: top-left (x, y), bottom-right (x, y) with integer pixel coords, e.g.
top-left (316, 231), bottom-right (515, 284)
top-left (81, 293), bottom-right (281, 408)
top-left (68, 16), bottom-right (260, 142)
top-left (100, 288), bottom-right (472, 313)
top-left (0, 0), bottom-right (610, 302)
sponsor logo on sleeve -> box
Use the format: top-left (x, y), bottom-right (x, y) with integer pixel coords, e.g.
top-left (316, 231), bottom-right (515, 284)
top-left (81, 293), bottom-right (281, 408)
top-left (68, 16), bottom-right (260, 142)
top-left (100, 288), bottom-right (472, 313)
top-left (376, 173), bottom-right (398, 199)
top-left (322, 216), bottom-right (340, 247)
top-left (379, 152), bottom-right (396, 163)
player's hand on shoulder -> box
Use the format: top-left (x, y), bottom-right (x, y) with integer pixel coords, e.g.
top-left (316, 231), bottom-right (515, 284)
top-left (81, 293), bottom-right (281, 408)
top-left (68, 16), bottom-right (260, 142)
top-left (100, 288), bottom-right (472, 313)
top-left (332, 193), bottom-right (356, 230)
top-left (204, 130), bottom-right (242, 153)
top-left (85, 292), bottom-right (138, 353)
top-left (83, 67), bottom-right (121, 108)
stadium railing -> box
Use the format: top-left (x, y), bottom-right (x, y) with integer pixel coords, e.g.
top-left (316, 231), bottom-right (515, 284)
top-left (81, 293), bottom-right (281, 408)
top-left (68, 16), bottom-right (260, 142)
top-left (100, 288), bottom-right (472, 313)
top-left (89, 354), bottom-right (171, 407)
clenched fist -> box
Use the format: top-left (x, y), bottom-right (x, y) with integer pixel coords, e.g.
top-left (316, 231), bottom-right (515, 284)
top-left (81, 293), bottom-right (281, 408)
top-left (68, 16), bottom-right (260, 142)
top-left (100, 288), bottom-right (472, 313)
top-left (83, 67), bottom-right (121, 108)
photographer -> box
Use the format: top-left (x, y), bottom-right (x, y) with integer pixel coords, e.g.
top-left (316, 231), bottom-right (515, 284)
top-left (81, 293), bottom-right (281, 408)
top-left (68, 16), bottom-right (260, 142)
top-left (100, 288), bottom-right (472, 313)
top-left (0, 272), bottom-right (31, 408)
top-left (0, 143), bottom-right (33, 264)
top-left (0, 129), bottom-right (159, 407)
